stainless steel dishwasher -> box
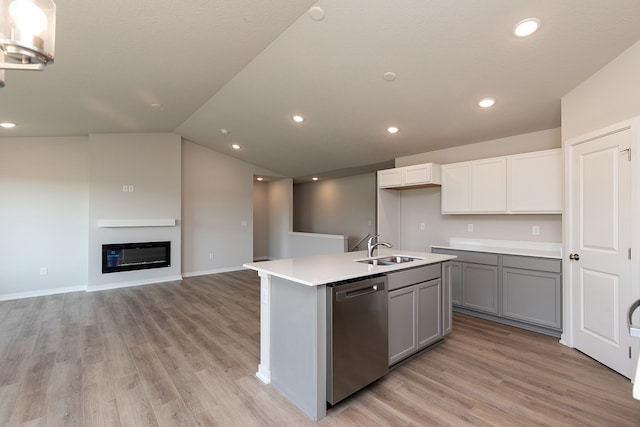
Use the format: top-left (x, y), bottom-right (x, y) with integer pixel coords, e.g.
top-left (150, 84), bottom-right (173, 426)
top-left (327, 274), bottom-right (388, 405)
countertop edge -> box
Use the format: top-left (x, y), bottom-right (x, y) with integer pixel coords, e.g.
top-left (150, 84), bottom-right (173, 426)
top-left (243, 250), bottom-right (456, 286)
top-left (430, 244), bottom-right (562, 259)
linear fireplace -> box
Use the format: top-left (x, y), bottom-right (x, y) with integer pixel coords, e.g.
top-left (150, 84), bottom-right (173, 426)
top-left (102, 241), bottom-right (171, 274)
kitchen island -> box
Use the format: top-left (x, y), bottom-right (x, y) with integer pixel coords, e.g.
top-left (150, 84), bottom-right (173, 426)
top-left (243, 248), bottom-right (455, 421)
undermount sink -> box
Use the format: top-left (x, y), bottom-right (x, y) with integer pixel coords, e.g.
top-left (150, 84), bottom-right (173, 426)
top-left (357, 255), bottom-right (423, 266)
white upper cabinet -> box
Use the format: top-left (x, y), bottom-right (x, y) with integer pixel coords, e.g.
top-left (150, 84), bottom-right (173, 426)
top-left (471, 157), bottom-right (507, 213)
top-left (441, 149), bottom-right (562, 214)
top-left (440, 163), bottom-right (472, 212)
top-left (509, 149), bottom-right (562, 213)
top-left (441, 157), bottom-right (507, 213)
top-left (378, 163), bottom-right (441, 189)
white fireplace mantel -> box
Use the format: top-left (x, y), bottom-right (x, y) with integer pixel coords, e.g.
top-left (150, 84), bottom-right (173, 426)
top-left (97, 218), bottom-right (176, 228)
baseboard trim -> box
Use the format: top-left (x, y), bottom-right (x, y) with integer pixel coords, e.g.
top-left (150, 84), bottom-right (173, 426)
top-left (0, 285), bottom-right (87, 301)
top-left (86, 275), bottom-right (183, 292)
top-left (182, 266), bottom-right (246, 278)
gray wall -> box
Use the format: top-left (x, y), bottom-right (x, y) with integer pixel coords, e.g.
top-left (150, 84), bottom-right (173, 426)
top-left (0, 134), bottom-right (278, 298)
top-left (267, 178), bottom-right (293, 260)
top-left (182, 141), bottom-right (276, 275)
top-left (88, 133), bottom-right (182, 289)
top-left (253, 181), bottom-right (269, 261)
top-left (0, 136), bottom-right (89, 299)
top-left (293, 173), bottom-right (376, 251)
top-left (561, 40), bottom-right (640, 141)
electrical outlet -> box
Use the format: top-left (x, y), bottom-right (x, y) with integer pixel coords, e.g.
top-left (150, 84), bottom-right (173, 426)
top-left (467, 224), bottom-right (474, 232)
top-left (420, 223), bottom-right (426, 231)
top-left (209, 252), bottom-right (214, 260)
top-left (128, 185), bottom-right (134, 192)
top-left (241, 220), bottom-right (248, 227)
top-left (122, 184), bottom-right (128, 192)
top-left (39, 267), bottom-right (47, 275)
top-left (532, 225), bottom-right (540, 235)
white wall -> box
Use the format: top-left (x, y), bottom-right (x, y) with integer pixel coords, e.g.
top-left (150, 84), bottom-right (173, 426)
top-left (393, 128), bottom-right (563, 250)
top-left (88, 133), bottom-right (182, 290)
top-left (182, 141), bottom-right (276, 276)
top-left (0, 137), bottom-right (89, 299)
top-left (562, 40), bottom-right (640, 141)
top-left (293, 173), bottom-right (376, 250)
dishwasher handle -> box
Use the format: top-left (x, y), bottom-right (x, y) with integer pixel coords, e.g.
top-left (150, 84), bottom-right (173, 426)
top-left (628, 299), bottom-right (640, 339)
top-left (336, 281), bottom-right (386, 301)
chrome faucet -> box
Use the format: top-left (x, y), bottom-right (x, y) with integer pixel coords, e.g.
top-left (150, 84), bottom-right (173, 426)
top-left (367, 235), bottom-right (392, 258)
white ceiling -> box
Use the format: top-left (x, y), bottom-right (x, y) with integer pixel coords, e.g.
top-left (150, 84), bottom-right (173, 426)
top-left (2, 0), bottom-right (640, 180)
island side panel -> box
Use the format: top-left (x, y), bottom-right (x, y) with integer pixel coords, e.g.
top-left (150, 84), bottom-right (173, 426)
top-left (270, 276), bottom-right (327, 421)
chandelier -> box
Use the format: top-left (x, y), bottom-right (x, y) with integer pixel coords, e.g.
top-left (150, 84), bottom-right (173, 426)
top-left (0, 0), bottom-right (56, 87)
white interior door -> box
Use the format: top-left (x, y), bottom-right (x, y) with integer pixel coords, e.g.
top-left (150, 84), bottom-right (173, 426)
top-left (567, 126), bottom-right (634, 378)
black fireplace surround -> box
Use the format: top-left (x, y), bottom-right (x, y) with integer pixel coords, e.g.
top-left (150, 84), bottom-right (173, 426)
top-left (102, 241), bottom-right (171, 274)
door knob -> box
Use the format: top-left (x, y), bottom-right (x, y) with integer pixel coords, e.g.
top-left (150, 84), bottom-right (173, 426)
top-left (569, 253), bottom-right (580, 261)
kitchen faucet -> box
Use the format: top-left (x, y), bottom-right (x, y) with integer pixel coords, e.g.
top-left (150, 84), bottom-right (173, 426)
top-left (367, 235), bottom-right (392, 258)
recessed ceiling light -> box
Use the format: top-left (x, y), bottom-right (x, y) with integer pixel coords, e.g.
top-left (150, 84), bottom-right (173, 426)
top-left (292, 115), bottom-right (304, 123)
top-left (256, 177), bottom-right (264, 181)
top-left (0, 122), bottom-right (16, 128)
top-left (150, 103), bottom-right (163, 108)
top-left (383, 72), bottom-right (397, 81)
top-left (220, 128), bottom-right (230, 135)
top-left (387, 126), bottom-right (399, 134)
top-left (478, 98), bottom-right (496, 108)
top-left (513, 18), bottom-right (540, 37)
top-left (308, 6), bottom-right (325, 21)
top-left (312, 177), bottom-right (319, 181)
top-left (231, 144), bottom-right (241, 150)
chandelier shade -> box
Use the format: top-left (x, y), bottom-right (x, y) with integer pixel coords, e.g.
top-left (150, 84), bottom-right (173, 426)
top-left (0, 0), bottom-right (55, 72)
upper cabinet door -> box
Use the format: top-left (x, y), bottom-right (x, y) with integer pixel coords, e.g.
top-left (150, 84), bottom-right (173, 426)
top-left (509, 149), bottom-right (562, 213)
top-left (471, 157), bottom-right (507, 213)
top-left (378, 168), bottom-right (403, 188)
top-left (403, 164), bottom-right (431, 185)
top-left (378, 163), bottom-right (441, 189)
top-left (441, 163), bottom-right (471, 213)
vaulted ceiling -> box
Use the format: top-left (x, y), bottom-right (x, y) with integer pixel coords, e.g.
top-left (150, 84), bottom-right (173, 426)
top-left (2, 0), bottom-right (640, 179)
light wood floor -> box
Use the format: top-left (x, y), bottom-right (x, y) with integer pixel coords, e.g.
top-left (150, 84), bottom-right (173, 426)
top-left (0, 270), bottom-right (638, 426)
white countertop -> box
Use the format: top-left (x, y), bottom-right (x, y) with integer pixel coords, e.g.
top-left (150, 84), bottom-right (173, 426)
top-left (431, 237), bottom-right (562, 259)
top-left (243, 248), bottom-right (456, 286)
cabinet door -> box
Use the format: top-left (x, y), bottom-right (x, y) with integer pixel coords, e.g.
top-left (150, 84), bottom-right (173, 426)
top-left (388, 287), bottom-right (417, 365)
top-left (471, 157), bottom-right (507, 212)
top-left (417, 279), bottom-right (442, 348)
top-left (462, 263), bottom-right (498, 314)
top-left (509, 149), bottom-right (562, 213)
top-left (441, 163), bottom-right (471, 213)
top-left (378, 168), bottom-right (402, 188)
top-left (403, 164), bottom-right (432, 186)
top-left (502, 268), bottom-right (562, 329)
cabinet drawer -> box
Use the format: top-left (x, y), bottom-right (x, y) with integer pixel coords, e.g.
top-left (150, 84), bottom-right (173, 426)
top-left (387, 264), bottom-right (441, 291)
top-left (502, 255), bottom-right (561, 273)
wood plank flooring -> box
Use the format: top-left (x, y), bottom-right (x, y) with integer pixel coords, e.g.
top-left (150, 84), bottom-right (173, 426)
top-left (0, 270), bottom-right (638, 426)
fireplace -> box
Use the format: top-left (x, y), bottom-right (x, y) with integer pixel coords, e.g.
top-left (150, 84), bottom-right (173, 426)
top-left (102, 241), bottom-right (171, 274)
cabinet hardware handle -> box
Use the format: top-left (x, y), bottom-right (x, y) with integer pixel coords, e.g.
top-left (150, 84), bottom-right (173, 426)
top-left (569, 253), bottom-right (580, 261)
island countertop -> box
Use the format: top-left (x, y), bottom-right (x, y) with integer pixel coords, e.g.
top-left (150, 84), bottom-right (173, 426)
top-left (243, 248), bottom-right (456, 286)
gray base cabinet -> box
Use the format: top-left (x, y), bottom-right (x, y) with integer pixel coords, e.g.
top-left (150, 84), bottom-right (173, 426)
top-left (502, 255), bottom-right (562, 329)
top-left (387, 264), bottom-right (443, 366)
top-left (462, 263), bottom-right (498, 314)
top-left (432, 248), bottom-right (562, 337)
